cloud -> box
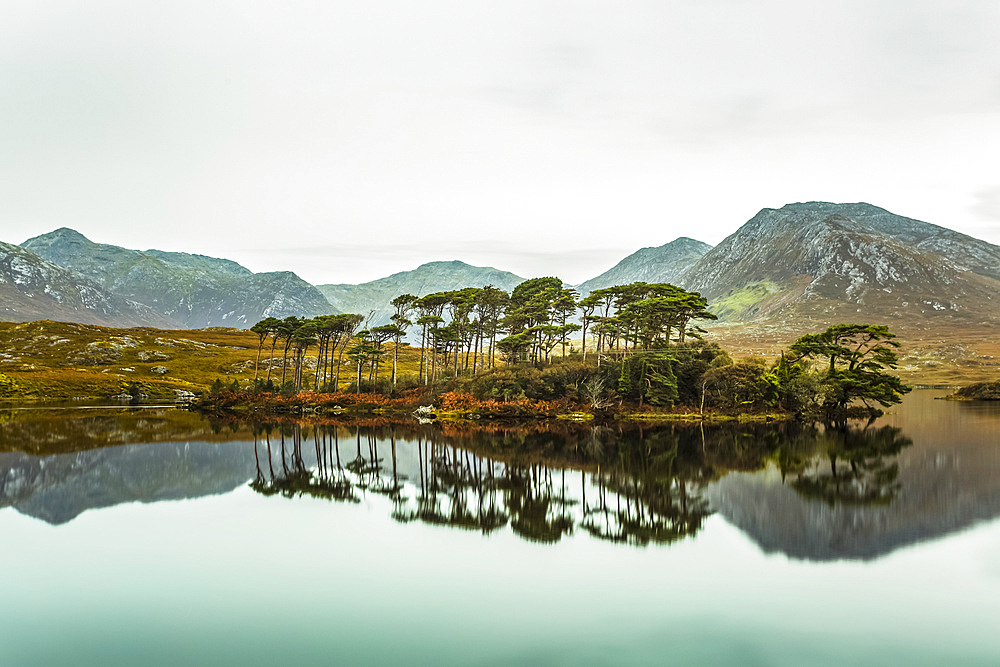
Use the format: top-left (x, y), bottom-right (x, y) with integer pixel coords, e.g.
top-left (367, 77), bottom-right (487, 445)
top-left (971, 186), bottom-right (1000, 222)
top-left (4, 1), bottom-right (1000, 282)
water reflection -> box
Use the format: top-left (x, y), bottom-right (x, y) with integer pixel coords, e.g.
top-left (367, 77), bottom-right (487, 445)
top-left (241, 419), bottom-right (912, 548)
top-left (3, 393), bottom-right (999, 560)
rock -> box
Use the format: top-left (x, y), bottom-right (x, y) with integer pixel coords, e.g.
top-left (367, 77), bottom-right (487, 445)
top-left (138, 350), bottom-right (170, 362)
top-left (71, 342), bottom-right (123, 365)
top-left (151, 366), bottom-right (168, 375)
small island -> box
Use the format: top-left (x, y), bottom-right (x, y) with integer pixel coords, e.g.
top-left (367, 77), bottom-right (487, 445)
top-left (187, 279), bottom-right (913, 425)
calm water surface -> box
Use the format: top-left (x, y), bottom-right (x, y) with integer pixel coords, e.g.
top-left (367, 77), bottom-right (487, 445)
top-left (1, 391), bottom-right (999, 666)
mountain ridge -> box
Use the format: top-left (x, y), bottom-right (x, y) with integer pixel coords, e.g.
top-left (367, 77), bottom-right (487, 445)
top-left (5, 202), bottom-right (1000, 334)
top-left (677, 201), bottom-right (1000, 326)
top-left (318, 259), bottom-right (525, 327)
top-left (0, 241), bottom-right (172, 328)
top-left (21, 229), bottom-right (333, 328)
top-left (576, 237), bottom-right (711, 294)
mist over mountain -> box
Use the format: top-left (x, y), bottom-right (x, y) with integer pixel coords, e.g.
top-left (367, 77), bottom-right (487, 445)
top-left (576, 237), bottom-right (711, 294)
top-left (318, 260), bottom-right (524, 327)
top-left (22, 228), bottom-right (333, 328)
top-left (0, 241), bottom-right (170, 328)
top-left (675, 202), bottom-right (1000, 325)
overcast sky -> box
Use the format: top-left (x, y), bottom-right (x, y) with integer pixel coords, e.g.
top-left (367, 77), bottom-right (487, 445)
top-left (3, 1), bottom-right (1000, 285)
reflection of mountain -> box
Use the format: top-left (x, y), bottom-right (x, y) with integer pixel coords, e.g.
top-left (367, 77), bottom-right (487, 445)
top-left (0, 441), bottom-right (258, 524)
top-left (707, 396), bottom-right (1000, 560)
top-left (5, 394), bottom-right (999, 558)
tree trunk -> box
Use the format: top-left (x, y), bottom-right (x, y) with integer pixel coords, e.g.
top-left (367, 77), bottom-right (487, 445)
top-left (254, 337), bottom-right (264, 381)
top-left (266, 337), bottom-right (278, 382)
top-left (334, 337), bottom-right (348, 391)
top-left (419, 325), bottom-right (427, 384)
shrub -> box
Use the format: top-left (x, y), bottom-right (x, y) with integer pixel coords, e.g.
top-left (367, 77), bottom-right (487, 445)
top-left (0, 373), bottom-right (21, 397)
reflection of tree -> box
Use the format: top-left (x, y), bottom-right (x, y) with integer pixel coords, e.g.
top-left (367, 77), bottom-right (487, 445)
top-left (243, 416), bottom-right (916, 547)
top-left (582, 431), bottom-right (712, 546)
top-left (251, 423), bottom-right (359, 503)
top-left (790, 425), bottom-right (911, 506)
top-left (394, 440), bottom-right (510, 535)
top-left (506, 466), bottom-right (574, 543)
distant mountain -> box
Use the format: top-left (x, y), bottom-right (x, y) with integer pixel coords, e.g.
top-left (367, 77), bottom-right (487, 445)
top-left (318, 260), bottom-right (524, 327)
top-left (678, 202), bottom-right (1000, 325)
top-left (0, 241), bottom-right (170, 327)
top-left (576, 237), bottom-right (711, 294)
top-left (21, 228), bottom-right (333, 328)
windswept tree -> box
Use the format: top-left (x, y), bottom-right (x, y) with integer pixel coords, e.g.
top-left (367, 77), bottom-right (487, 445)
top-left (474, 285), bottom-right (509, 370)
top-left (329, 313), bottom-right (365, 391)
top-left (415, 293), bottom-right (450, 383)
top-left (276, 316), bottom-right (304, 386)
top-left (504, 277), bottom-right (563, 363)
top-left (250, 316), bottom-right (281, 381)
top-left (346, 332), bottom-right (376, 394)
top-left (389, 294), bottom-right (417, 388)
top-left (788, 324), bottom-right (911, 415)
top-left (578, 293), bottom-right (600, 361)
top-left (290, 319), bottom-right (319, 391)
top-left (366, 324), bottom-right (399, 388)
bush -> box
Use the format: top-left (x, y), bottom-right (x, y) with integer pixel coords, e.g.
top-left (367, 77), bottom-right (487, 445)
top-left (673, 341), bottom-right (732, 406)
top-left (702, 362), bottom-right (777, 411)
top-left (457, 360), bottom-right (595, 402)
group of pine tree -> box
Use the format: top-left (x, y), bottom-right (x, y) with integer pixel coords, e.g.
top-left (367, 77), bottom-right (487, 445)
top-left (233, 277), bottom-right (909, 419)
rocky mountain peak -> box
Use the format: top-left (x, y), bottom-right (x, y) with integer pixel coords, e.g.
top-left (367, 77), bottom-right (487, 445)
top-left (678, 202), bottom-right (1000, 324)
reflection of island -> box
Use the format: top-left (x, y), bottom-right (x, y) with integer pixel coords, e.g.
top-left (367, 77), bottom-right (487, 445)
top-left (708, 392), bottom-right (1000, 560)
top-left (4, 394), bottom-right (1000, 560)
top-left (248, 423), bottom-right (714, 546)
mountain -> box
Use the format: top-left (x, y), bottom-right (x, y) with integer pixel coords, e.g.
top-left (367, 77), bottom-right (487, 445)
top-left (21, 228), bottom-right (334, 328)
top-left (576, 237), bottom-right (712, 294)
top-left (318, 260), bottom-right (524, 327)
top-left (0, 241), bottom-right (170, 327)
top-left (677, 202), bottom-right (1000, 325)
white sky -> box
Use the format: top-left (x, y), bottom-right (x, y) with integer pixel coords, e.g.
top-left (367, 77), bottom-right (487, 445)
top-left (2, 1), bottom-right (999, 285)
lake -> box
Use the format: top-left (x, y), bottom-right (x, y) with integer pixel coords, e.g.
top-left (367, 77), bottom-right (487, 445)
top-left (2, 390), bottom-right (999, 666)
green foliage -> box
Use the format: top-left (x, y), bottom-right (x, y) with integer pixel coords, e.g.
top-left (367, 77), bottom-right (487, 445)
top-left (0, 373), bottom-right (21, 397)
top-left (702, 362), bottom-right (777, 411)
top-left (788, 324), bottom-right (911, 415)
top-left (457, 360), bottom-right (594, 402)
top-left (672, 341), bottom-right (733, 405)
top-left (642, 352), bottom-right (679, 407)
top-left (617, 358), bottom-right (632, 396)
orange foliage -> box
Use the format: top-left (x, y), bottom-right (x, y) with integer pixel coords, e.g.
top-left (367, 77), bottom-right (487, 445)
top-left (437, 391), bottom-right (567, 417)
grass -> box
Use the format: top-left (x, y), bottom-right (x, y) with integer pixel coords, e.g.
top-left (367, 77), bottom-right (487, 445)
top-left (0, 320), bottom-right (424, 401)
top-left (709, 281), bottom-right (780, 321)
